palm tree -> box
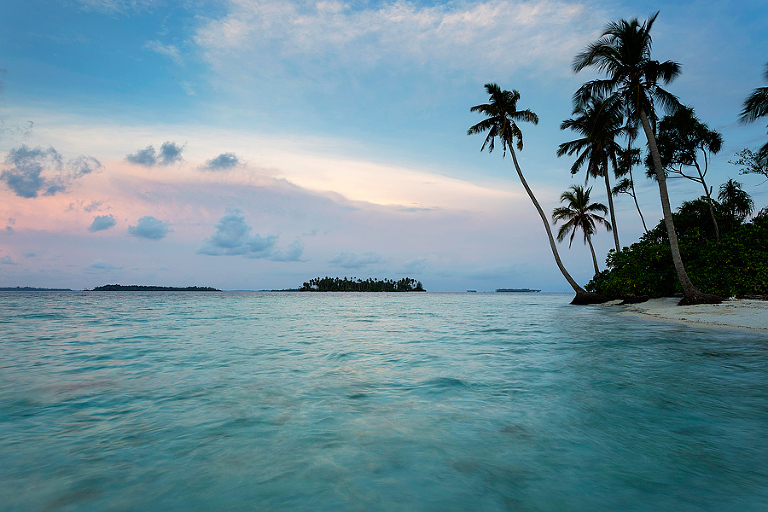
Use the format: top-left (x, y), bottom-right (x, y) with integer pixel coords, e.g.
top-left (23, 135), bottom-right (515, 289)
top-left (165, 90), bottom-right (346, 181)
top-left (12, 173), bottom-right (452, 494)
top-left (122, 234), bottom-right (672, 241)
top-left (740, 61), bottom-right (768, 161)
top-left (468, 83), bottom-right (604, 304)
top-left (718, 179), bottom-right (754, 222)
top-left (573, 12), bottom-right (718, 304)
top-left (558, 95), bottom-right (624, 252)
top-left (552, 185), bottom-right (612, 276)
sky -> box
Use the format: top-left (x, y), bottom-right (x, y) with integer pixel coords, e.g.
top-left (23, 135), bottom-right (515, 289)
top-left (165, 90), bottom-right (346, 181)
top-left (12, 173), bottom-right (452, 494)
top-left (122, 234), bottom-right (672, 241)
top-left (1, 0), bottom-right (767, 292)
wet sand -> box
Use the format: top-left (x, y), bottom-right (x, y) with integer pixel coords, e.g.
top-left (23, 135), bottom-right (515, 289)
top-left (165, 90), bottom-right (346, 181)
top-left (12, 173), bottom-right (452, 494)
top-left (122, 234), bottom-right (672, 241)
top-left (617, 297), bottom-right (768, 333)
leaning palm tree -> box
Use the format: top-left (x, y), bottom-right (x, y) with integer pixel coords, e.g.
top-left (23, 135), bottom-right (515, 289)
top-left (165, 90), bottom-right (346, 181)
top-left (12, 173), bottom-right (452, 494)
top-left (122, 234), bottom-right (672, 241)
top-left (740, 61), bottom-right (768, 161)
top-left (573, 12), bottom-right (717, 304)
top-left (558, 95), bottom-right (625, 252)
top-left (468, 83), bottom-right (603, 304)
top-left (552, 185), bottom-right (612, 276)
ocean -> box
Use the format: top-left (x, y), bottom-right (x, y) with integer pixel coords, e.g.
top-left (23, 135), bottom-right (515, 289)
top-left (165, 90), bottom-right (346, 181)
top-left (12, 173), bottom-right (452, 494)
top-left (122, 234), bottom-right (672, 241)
top-left (1, 291), bottom-right (767, 511)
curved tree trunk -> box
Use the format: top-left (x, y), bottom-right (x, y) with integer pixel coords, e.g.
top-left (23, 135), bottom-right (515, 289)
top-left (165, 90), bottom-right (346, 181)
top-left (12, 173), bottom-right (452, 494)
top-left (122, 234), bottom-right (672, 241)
top-left (625, 140), bottom-right (649, 233)
top-left (587, 236), bottom-right (600, 275)
top-left (509, 150), bottom-right (606, 305)
top-left (639, 110), bottom-right (719, 304)
top-left (603, 166), bottom-right (620, 252)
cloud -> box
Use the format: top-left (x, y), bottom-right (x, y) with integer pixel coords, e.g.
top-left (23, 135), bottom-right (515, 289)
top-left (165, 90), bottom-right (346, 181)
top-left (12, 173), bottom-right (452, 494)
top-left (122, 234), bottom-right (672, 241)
top-left (144, 40), bottom-right (182, 64)
top-left (195, 0), bottom-right (604, 80)
top-left (0, 145), bottom-right (101, 198)
top-left (270, 239), bottom-right (304, 262)
top-left (181, 81), bottom-right (197, 96)
top-left (159, 141), bottom-right (184, 165)
top-left (1, 255), bottom-right (17, 265)
top-left (329, 251), bottom-right (383, 269)
top-left (125, 141), bottom-right (184, 167)
top-left (198, 208), bottom-right (303, 261)
top-left (76, 0), bottom-right (156, 14)
top-left (86, 259), bottom-right (123, 270)
top-left (88, 214), bottom-right (117, 232)
top-left (68, 200), bottom-right (109, 212)
top-left (201, 152), bottom-right (241, 171)
top-left (128, 216), bottom-right (171, 240)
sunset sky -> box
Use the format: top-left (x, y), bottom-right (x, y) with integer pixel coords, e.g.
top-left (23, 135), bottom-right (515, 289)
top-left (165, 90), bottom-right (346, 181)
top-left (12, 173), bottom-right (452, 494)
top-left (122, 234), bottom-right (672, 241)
top-left (1, 0), bottom-right (767, 291)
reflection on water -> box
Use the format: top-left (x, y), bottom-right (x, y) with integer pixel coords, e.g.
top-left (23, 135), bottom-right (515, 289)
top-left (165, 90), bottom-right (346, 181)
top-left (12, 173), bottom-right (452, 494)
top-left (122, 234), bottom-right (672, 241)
top-left (1, 291), bottom-right (767, 511)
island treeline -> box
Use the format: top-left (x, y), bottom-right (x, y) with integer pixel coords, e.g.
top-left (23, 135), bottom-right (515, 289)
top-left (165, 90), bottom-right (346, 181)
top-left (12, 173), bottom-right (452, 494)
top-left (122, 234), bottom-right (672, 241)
top-left (300, 277), bottom-right (425, 292)
top-left (0, 287), bottom-right (73, 291)
top-left (91, 284), bottom-right (221, 292)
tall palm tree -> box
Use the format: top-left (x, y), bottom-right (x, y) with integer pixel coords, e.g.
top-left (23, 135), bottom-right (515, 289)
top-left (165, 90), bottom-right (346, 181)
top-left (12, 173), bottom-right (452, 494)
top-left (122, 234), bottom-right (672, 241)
top-left (558, 95), bottom-right (624, 252)
top-left (552, 185), bottom-right (612, 276)
top-left (740, 61), bottom-right (768, 160)
top-left (468, 83), bottom-right (603, 304)
top-left (573, 12), bottom-right (717, 304)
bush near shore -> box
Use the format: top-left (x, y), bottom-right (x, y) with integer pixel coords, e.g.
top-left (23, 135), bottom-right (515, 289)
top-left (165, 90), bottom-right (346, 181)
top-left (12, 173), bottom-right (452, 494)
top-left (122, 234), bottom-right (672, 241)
top-left (587, 201), bottom-right (768, 298)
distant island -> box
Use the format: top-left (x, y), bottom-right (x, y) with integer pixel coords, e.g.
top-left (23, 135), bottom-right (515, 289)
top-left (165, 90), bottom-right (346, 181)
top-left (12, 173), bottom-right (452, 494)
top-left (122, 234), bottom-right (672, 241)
top-left (90, 284), bottom-right (221, 292)
top-left (0, 286), bottom-right (73, 291)
top-left (496, 288), bottom-right (541, 293)
top-left (300, 277), bottom-right (425, 292)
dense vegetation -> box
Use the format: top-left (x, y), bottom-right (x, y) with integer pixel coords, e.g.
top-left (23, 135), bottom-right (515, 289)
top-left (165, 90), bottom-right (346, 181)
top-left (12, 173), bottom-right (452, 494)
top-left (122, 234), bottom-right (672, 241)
top-left (587, 199), bottom-right (768, 298)
top-left (91, 284), bottom-right (221, 292)
top-left (469, 12), bottom-right (768, 304)
top-left (300, 277), bottom-right (425, 292)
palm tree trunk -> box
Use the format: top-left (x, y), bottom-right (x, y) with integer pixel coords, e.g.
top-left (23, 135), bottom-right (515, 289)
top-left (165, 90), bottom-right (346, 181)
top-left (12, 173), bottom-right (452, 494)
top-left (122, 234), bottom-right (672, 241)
top-left (640, 109), bottom-right (710, 303)
top-left (509, 150), bottom-right (599, 304)
top-left (587, 236), bottom-right (600, 275)
top-left (623, 139), bottom-right (649, 233)
top-left (628, 167), bottom-right (649, 233)
top-left (603, 166), bottom-right (620, 251)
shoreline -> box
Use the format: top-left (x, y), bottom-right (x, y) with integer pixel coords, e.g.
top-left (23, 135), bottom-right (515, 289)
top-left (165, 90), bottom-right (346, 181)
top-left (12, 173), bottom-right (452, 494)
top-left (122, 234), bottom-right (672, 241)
top-left (615, 297), bottom-right (768, 333)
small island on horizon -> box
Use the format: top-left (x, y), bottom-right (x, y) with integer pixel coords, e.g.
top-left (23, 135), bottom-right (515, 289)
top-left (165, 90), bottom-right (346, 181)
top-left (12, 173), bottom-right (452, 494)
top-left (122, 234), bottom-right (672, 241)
top-left (0, 286), bottom-right (73, 292)
top-left (300, 276), bottom-right (425, 292)
top-left (89, 284), bottom-right (221, 292)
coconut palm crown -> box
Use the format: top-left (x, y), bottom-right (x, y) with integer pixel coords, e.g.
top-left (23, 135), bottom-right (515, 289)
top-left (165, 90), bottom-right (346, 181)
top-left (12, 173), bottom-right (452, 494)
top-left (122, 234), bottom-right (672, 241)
top-left (552, 185), bottom-right (612, 275)
top-left (739, 61), bottom-right (768, 160)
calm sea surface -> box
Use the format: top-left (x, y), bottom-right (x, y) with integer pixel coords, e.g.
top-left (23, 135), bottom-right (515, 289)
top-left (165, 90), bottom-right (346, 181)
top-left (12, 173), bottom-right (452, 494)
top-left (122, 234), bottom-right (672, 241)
top-left (1, 291), bottom-right (767, 511)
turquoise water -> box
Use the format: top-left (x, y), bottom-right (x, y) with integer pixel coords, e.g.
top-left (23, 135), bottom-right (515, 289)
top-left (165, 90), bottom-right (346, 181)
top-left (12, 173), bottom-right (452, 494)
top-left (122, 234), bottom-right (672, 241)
top-left (1, 291), bottom-right (767, 511)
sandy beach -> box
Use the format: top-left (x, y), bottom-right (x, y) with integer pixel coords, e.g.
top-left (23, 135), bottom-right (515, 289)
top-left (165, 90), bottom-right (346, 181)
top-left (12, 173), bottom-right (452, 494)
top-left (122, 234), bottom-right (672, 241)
top-left (618, 297), bottom-right (768, 333)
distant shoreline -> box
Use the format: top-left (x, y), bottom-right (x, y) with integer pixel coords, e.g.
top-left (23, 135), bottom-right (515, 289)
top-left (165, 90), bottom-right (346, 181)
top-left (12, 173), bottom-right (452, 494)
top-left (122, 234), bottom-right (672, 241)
top-left (0, 287), bottom-right (73, 292)
top-left (89, 285), bottom-right (221, 292)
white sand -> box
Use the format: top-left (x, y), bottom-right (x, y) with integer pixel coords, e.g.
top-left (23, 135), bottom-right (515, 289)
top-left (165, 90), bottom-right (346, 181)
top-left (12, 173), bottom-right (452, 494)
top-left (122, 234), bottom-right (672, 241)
top-left (617, 297), bottom-right (768, 333)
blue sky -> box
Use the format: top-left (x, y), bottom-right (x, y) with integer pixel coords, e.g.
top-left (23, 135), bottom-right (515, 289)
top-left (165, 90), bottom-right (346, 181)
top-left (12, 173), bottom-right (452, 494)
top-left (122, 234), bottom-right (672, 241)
top-left (1, 0), bottom-right (767, 291)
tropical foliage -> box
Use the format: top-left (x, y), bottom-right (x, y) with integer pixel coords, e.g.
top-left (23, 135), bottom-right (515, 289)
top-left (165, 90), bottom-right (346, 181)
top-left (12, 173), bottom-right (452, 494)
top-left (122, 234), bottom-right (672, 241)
top-left (648, 105), bottom-right (723, 240)
top-left (740, 61), bottom-right (768, 160)
top-left (465, 13), bottom-right (766, 304)
top-left (552, 185), bottom-right (612, 275)
top-left (558, 96), bottom-right (625, 251)
top-left (587, 196), bottom-right (768, 298)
